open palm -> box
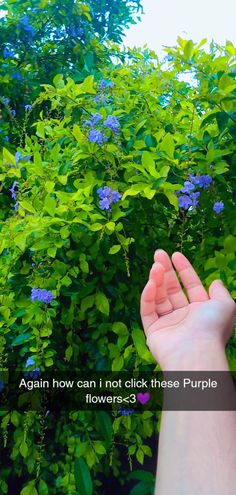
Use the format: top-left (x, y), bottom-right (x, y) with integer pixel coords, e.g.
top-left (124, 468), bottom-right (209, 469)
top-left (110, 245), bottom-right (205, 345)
top-left (140, 250), bottom-right (235, 370)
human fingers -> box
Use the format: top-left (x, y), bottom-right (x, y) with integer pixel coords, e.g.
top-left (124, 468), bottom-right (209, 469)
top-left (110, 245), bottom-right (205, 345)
top-left (154, 249), bottom-right (188, 308)
top-left (171, 251), bottom-right (209, 302)
top-left (149, 262), bottom-right (173, 315)
top-left (140, 278), bottom-right (158, 335)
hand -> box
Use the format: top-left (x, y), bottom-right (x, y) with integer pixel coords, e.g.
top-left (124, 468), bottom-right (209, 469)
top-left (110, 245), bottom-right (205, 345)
top-left (140, 250), bottom-right (236, 371)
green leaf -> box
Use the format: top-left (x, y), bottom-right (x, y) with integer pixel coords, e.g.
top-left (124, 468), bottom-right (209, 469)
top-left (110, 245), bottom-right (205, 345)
top-left (109, 245), bottom-right (121, 254)
top-left (129, 481), bottom-right (151, 495)
top-left (95, 292), bottom-right (110, 316)
top-left (44, 195), bottom-right (56, 216)
top-left (3, 147), bottom-right (16, 165)
top-left (142, 151), bottom-right (159, 178)
top-left (20, 484), bottom-right (38, 495)
top-left (159, 133), bottom-right (175, 158)
top-left (12, 333), bottom-right (32, 347)
top-left (136, 447), bottom-right (144, 465)
top-left (90, 223), bottom-right (103, 231)
top-left (93, 441), bottom-right (106, 454)
top-left (81, 295), bottom-right (94, 313)
top-left (20, 201), bottom-right (36, 214)
top-left (73, 124), bottom-right (85, 142)
top-left (96, 412), bottom-right (113, 445)
top-left (74, 458), bottom-right (93, 495)
top-left (80, 75), bottom-right (95, 94)
top-left (224, 235), bottom-right (235, 253)
top-left (38, 480), bottom-right (48, 495)
top-left (127, 470), bottom-right (155, 482)
top-left (20, 441), bottom-right (28, 458)
top-left (112, 355), bottom-right (124, 371)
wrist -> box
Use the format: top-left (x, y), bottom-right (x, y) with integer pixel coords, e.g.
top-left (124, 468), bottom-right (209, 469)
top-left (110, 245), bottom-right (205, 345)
top-left (161, 341), bottom-right (229, 372)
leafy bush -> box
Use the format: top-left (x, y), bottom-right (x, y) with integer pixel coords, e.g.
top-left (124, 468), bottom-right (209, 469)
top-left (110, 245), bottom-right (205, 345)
top-left (0, 7), bottom-right (236, 494)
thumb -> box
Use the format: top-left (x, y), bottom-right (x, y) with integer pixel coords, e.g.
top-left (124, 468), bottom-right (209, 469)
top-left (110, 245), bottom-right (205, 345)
top-left (209, 279), bottom-right (234, 305)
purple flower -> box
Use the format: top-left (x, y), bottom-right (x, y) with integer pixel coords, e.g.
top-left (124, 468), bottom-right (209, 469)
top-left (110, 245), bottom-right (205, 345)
top-left (104, 115), bottom-right (120, 134)
top-left (12, 72), bottom-right (22, 81)
top-left (11, 109), bottom-right (16, 116)
top-left (25, 104), bottom-right (32, 111)
top-left (97, 186), bottom-right (122, 211)
top-left (4, 136), bottom-right (9, 142)
top-left (15, 151), bottom-right (21, 166)
top-left (94, 95), bottom-right (101, 103)
top-left (100, 79), bottom-right (108, 90)
top-left (88, 129), bottom-right (108, 145)
top-left (189, 174), bottom-right (212, 189)
top-left (179, 181), bottom-right (195, 194)
top-left (118, 407), bottom-right (134, 416)
top-left (14, 201), bottom-right (19, 212)
top-left (189, 191), bottom-right (200, 207)
top-left (213, 201), bottom-right (224, 214)
top-left (18, 15), bottom-right (35, 36)
top-left (100, 79), bottom-right (113, 90)
top-left (2, 97), bottom-right (10, 105)
top-left (9, 181), bottom-right (19, 200)
top-left (25, 367), bottom-right (41, 379)
top-left (3, 47), bottom-right (14, 58)
top-left (31, 288), bottom-right (54, 304)
top-left (26, 357), bottom-right (36, 368)
top-left (178, 194), bottom-right (193, 210)
top-left (85, 113), bottom-right (103, 127)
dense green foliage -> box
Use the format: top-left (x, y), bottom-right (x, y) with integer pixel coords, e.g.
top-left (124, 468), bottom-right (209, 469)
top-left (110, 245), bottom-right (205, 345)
top-left (0, 1), bottom-right (236, 493)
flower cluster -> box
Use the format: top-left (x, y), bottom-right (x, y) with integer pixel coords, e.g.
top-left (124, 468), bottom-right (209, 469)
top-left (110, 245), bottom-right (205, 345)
top-left (9, 181), bottom-right (19, 211)
top-left (88, 129), bottom-right (108, 145)
top-left (213, 201), bottom-right (224, 214)
top-left (176, 174), bottom-right (213, 211)
top-left (97, 186), bottom-right (122, 212)
top-left (100, 79), bottom-right (114, 91)
top-left (3, 47), bottom-right (14, 58)
top-left (18, 15), bottom-right (35, 36)
top-left (86, 111), bottom-right (120, 145)
top-left (31, 288), bottom-right (54, 304)
top-left (25, 358), bottom-right (41, 379)
top-left (69, 26), bottom-right (84, 38)
top-left (104, 115), bottom-right (120, 134)
top-left (12, 72), bottom-right (22, 82)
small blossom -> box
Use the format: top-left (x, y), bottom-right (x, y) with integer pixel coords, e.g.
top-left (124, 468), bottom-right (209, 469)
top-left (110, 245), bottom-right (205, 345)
top-left (178, 194), bottom-right (193, 210)
top-left (31, 288), bottom-right (54, 304)
top-left (14, 201), bottom-right (19, 212)
top-left (18, 15), bottom-right (35, 36)
top-left (2, 97), bottom-right (10, 105)
top-left (88, 129), bottom-right (108, 145)
top-left (25, 104), bottom-right (32, 111)
top-left (25, 367), bottom-right (41, 379)
top-left (11, 109), bottom-right (16, 116)
top-left (97, 186), bottom-right (121, 211)
top-left (189, 191), bottom-right (200, 207)
top-left (4, 136), bottom-right (9, 142)
top-left (9, 181), bottom-right (19, 200)
top-left (26, 357), bottom-right (36, 368)
top-left (12, 72), bottom-right (22, 81)
top-left (189, 174), bottom-right (212, 189)
top-left (179, 181), bottom-right (195, 194)
top-left (85, 113), bottom-right (103, 127)
top-left (213, 201), bottom-right (224, 214)
top-left (3, 47), bottom-right (14, 58)
top-left (104, 115), bottom-right (120, 134)
top-left (0, 380), bottom-right (5, 392)
top-left (118, 406), bottom-right (134, 415)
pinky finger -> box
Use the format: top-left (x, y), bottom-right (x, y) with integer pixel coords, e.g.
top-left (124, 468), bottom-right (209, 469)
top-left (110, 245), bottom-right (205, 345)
top-left (140, 279), bottom-right (158, 335)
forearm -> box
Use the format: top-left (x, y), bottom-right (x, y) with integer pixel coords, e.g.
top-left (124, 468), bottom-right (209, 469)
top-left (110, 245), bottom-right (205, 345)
top-left (155, 349), bottom-right (236, 495)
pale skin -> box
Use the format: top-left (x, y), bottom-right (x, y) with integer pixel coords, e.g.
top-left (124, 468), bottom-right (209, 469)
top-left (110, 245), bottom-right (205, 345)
top-left (140, 249), bottom-right (236, 495)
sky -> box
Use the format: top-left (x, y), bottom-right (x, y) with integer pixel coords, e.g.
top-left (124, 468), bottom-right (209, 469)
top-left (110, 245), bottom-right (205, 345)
top-left (123, 0), bottom-right (236, 55)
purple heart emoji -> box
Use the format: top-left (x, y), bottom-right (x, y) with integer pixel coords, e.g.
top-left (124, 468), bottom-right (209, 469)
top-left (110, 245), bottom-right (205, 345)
top-left (137, 392), bottom-right (150, 405)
